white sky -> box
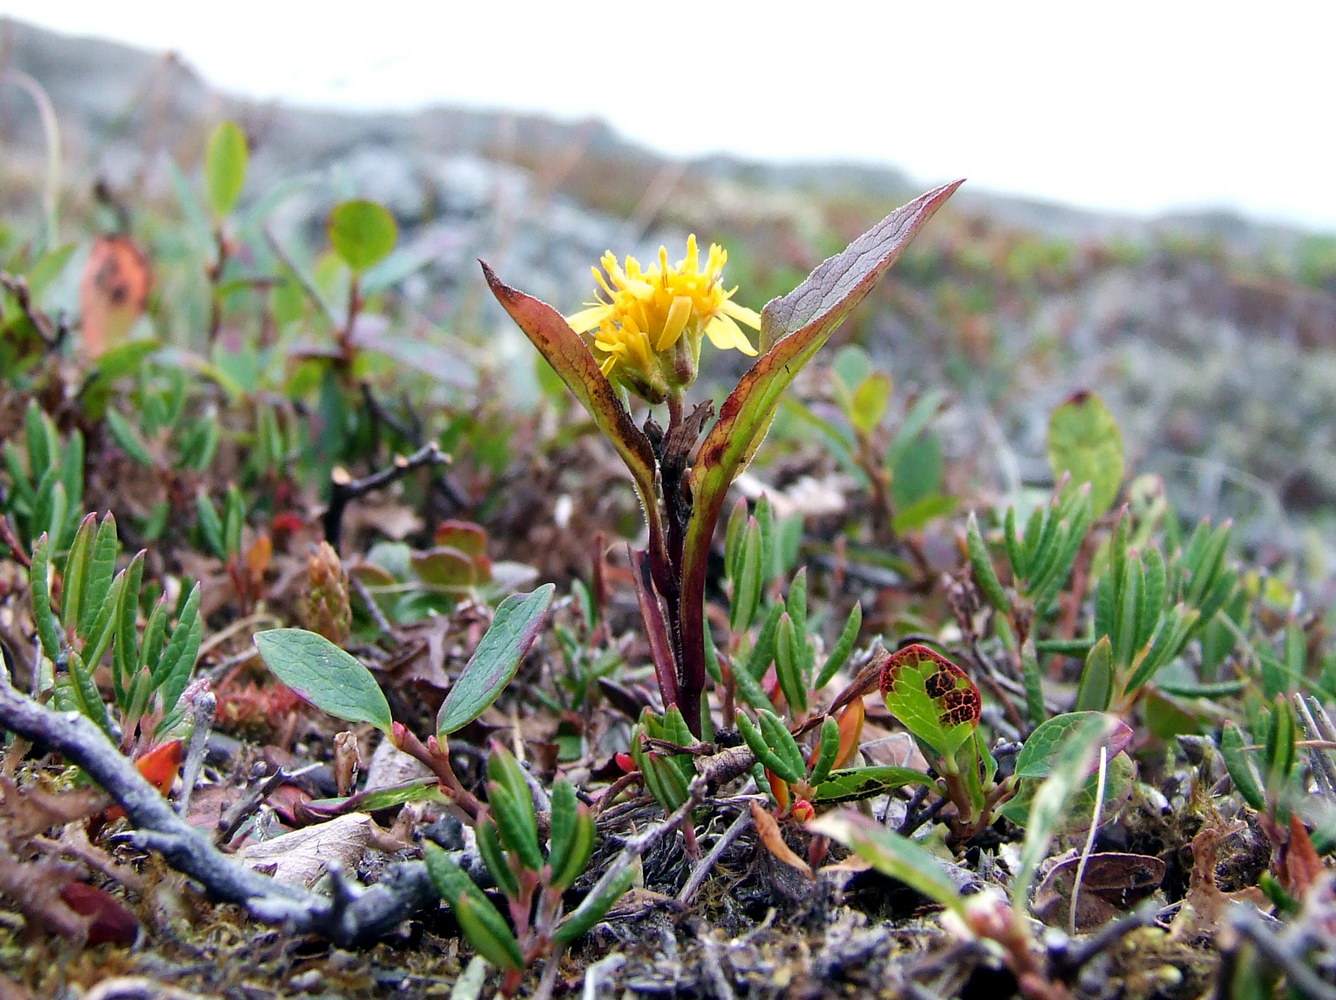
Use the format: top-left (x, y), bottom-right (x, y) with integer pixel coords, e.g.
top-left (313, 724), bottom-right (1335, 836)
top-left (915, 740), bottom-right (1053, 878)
top-left (6, 1), bottom-right (1335, 231)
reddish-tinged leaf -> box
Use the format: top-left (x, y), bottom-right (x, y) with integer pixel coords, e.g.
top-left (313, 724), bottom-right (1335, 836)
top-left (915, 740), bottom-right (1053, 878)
top-left (879, 644), bottom-right (981, 760)
top-left (1034, 852), bottom-right (1165, 931)
top-left (80, 234), bottom-right (151, 359)
top-left (1282, 815), bottom-right (1324, 897)
top-left (834, 697), bottom-right (865, 770)
top-left (751, 801), bottom-right (813, 880)
top-left (57, 882), bottom-right (140, 945)
top-left (679, 182), bottom-right (961, 728)
top-left (411, 546), bottom-right (477, 588)
top-left (106, 739), bottom-right (183, 821)
top-left (434, 520), bottom-right (488, 557)
top-left (481, 262), bottom-right (666, 565)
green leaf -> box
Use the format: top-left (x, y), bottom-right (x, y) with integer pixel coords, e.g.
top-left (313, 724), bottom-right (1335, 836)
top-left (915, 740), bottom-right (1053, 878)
top-left (809, 717), bottom-right (841, 785)
top-left (488, 784), bottom-right (544, 872)
top-left (254, 627), bottom-right (392, 734)
top-left (966, 512), bottom-right (1010, 613)
top-left (736, 710), bottom-right (805, 784)
top-left (814, 602), bottom-right (861, 690)
top-left (151, 583), bottom-right (202, 716)
top-left (196, 495), bottom-right (225, 560)
top-left (436, 584), bottom-right (555, 736)
top-left (28, 534), bottom-right (62, 661)
top-left (422, 843), bottom-right (524, 971)
top-left (728, 520), bottom-right (763, 633)
top-left (811, 765), bottom-right (936, 803)
top-left (105, 409), bottom-right (156, 467)
top-left (1013, 712), bottom-right (1132, 780)
top-left (475, 816), bottom-right (520, 898)
top-left (878, 644), bottom-right (981, 761)
top-left (679, 182), bottom-right (961, 715)
top-left (849, 373), bottom-right (892, 433)
top-left (328, 199), bottom-right (397, 273)
top-left (548, 794), bottom-right (595, 890)
top-left (809, 811), bottom-right (965, 916)
top-left (61, 512), bottom-right (97, 633)
top-left (553, 866), bottom-right (634, 945)
top-left (1219, 721), bottom-right (1266, 811)
top-left (204, 121), bottom-right (248, 218)
top-left (773, 613), bottom-right (808, 716)
top-left (1009, 714), bottom-right (1113, 910)
top-left (1047, 391), bottom-right (1124, 515)
top-left (79, 514), bottom-right (119, 639)
top-left (1074, 636), bottom-right (1114, 712)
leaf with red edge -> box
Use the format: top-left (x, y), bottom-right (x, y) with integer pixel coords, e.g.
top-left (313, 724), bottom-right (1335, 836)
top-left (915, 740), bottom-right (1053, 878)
top-left (878, 644), bottom-right (981, 761)
top-left (434, 520), bottom-right (488, 557)
top-left (481, 262), bottom-right (666, 567)
top-left (678, 182), bottom-right (962, 724)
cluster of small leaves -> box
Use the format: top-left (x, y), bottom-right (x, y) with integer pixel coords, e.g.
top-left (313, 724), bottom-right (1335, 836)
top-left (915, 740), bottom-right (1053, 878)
top-left (29, 511), bottom-right (201, 749)
top-left (425, 746), bottom-right (630, 989)
top-left (2, 402), bottom-right (85, 554)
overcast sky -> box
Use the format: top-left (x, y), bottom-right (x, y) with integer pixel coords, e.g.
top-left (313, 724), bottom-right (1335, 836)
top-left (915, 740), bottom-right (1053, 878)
top-left (6, 1), bottom-right (1335, 231)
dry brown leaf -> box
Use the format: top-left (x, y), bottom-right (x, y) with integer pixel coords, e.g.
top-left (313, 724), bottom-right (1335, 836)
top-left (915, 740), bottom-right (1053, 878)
top-left (1281, 815), bottom-right (1326, 898)
top-left (1034, 851), bottom-right (1165, 931)
top-left (79, 234), bottom-right (151, 359)
top-left (750, 801), bottom-right (814, 881)
top-left (238, 812), bottom-right (398, 887)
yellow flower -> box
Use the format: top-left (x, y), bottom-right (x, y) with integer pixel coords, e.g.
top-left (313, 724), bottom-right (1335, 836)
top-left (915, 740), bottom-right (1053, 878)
top-left (567, 235), bottom-right (760, 397)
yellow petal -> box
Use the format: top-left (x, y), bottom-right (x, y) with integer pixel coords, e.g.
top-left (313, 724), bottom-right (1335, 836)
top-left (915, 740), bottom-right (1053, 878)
top-left (657, 295), bottom-right (693, 351)
top-left (566, 305), bottom-right (611, 332)
top-left (706, 315), bottom-right (758, 356)
top-left (722, 297), bottom-right (762, 330)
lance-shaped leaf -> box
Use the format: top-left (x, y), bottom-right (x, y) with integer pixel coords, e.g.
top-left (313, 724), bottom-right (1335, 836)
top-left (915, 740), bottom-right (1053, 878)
top-left (481, 262), bottom-right (666, 568)
top-left (438, 584), bottom-right (554, 736)
top-left (678, 181), bottom-right (962, 729)
top-left (809, 810), bottom-right (966, 917)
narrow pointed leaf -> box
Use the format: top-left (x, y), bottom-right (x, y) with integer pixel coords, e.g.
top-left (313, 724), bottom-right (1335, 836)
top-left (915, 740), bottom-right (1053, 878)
top-left (811, 765), bottom-right (936, 804)
top-left (481, 262), bottom-right (665, 565)
top-left (437, 583), bottom-right (555, 736)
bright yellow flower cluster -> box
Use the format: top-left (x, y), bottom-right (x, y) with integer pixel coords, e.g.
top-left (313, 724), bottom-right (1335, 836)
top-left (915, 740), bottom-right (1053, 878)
top-left (567, 236), bottom-right (760, 398)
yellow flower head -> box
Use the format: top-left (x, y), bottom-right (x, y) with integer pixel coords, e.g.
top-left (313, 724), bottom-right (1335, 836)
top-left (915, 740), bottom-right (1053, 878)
top-left (566, 235), bottom-right (760, 399)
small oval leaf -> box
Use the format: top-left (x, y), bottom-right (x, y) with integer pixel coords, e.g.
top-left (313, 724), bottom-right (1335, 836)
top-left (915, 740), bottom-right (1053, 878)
top-left (205, 121), bottom-right (248, 218)
top-left (254, 628), bottom-right (392, 734)
top-left (878, 644), bottom-right (981, 761)
top-left (1047, 391), bottom-right (1125, 515)
top-left (328, 199), bottom-right (398, 273)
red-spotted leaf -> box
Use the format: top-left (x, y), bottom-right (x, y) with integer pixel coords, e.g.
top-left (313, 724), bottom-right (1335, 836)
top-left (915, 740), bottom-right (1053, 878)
top-left (482, 263), bottom-right (665, 565)
top-left (437, 583), bottom-right (555, 736)
top-left (678, 182), bottom-right (962, 722)
top-left (878, 644), bottom-right (981, 760)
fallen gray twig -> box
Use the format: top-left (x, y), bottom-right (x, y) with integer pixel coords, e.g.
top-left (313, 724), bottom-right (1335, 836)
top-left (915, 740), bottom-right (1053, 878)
top-left (0, 670), bottom-right (435, 945)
